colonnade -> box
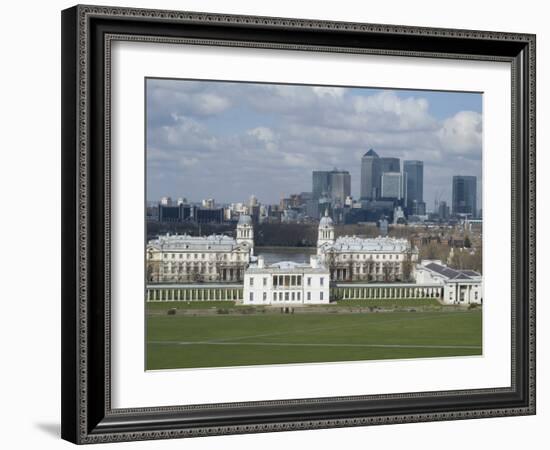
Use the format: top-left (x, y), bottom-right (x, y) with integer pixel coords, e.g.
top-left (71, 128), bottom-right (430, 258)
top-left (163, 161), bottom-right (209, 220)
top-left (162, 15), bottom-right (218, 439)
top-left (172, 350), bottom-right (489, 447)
top-left (333, 284), bottom-right (442, 300)
top-left (147, 286), bottom-right (243, 302)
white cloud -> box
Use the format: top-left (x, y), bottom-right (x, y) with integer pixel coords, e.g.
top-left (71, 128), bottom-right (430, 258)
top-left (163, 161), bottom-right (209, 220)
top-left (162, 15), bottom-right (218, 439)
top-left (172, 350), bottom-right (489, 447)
top-left (438, 111), bottom-right (482, 154)
top-left (146, 80), bottom-right (482, 206)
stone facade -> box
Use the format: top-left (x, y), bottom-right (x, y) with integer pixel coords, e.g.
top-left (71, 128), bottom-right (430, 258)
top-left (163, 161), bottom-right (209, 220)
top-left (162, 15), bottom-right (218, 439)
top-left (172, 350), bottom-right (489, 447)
top-left (146, 215), bottom-right (254, 283)
top-left (316, 214), bottom-right (418, 282)
top-left (414, 260), bottom-right (483, 304)
top-left (243, 256), bottom-right (330, 305)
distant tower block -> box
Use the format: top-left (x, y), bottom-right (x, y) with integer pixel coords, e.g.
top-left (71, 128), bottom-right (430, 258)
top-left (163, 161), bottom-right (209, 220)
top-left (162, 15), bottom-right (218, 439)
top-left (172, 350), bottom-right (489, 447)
top-left (236, 214), bottom-right (254, 253)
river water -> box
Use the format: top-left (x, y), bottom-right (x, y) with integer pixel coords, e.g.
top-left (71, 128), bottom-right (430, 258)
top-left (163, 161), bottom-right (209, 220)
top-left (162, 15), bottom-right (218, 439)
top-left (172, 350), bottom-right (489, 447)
top-left (256, 247), bottom-right (316, 265)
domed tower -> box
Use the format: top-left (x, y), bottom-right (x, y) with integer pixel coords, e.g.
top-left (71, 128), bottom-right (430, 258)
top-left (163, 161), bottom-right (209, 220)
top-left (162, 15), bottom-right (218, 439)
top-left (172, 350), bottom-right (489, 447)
top-left (236, 214), bottom-right (254, 253)
top-left (317, 210), bottom-right (335, 251)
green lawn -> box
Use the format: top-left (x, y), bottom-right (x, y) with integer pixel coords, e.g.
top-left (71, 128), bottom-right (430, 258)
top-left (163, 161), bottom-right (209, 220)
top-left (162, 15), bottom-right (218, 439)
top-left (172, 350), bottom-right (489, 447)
top-left (146, 310), bottom-right (482, 370)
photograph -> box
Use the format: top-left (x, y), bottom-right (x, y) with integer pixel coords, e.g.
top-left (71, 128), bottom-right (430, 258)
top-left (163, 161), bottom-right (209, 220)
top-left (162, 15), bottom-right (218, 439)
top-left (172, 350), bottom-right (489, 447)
top-left (144, 78), bottom-right (484, 370)
top-left (58, 3), bottom-right (536, 444)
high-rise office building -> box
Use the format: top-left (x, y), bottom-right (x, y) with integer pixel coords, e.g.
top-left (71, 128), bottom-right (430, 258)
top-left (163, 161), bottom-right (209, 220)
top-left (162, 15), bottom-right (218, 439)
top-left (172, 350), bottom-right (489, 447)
top-left (312, 171), bottom-right (331, 200)
top-left (403, 160), bottom-right (424, 211)
top-left (381, 172), bottom-right (407, 201)
top-left (311, 169), bottom-right (351, 213)
top-left (360, 149), bottom-right (381, 200)
top-left (438, 201), bottom-right (450, 220)
top-left (452, 176), bottom-right (477, 217)
top-left (380, 157), bottom-right (400, 173)
top-left (329, 170), bottom-right (351, 206)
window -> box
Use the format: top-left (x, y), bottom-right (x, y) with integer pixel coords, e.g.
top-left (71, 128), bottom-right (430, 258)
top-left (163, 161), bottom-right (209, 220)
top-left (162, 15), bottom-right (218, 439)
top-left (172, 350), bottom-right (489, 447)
top-left (273, 292), bottom-right (277, 301)
top-left (297, 292), bottom-right (301, 301)
top-left (171, 254), bottom-right (175, 259)
top-left (263, 277), bottom-right (267, 286)
top-left (279, 292), bottom-right (283, 301)
top-left (249, 277), bottom-right (254, 286)
top-left (291, 292), bottom-right (295, 301)
top-left (320, 292), bottom-right (324, 301)
top-left (163, 254), bottom-right (168, 259)
top-left (285, 292), bottom-right (289, 301)
top-left (263, 292), bottom-right (267, 301)
top-left (307, 292), bottom-right (311, 301)
top-left (307, 277), bottom-right (311, 286)
top-left (320, 277), bottom-right (324, 286)
top-left (296, 276), bottom-right (302, 286)
top-left (179, 254), bottom-right (182, 259)
top-left (249, 292), bottom-right (254, 302)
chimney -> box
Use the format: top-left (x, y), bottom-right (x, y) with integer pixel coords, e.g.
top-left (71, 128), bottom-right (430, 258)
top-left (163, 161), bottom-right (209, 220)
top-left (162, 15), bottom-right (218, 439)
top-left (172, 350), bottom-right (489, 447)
top-left (310, 256), bottom-right (318, 269)
top-left (258, 255), bottom-right (265, 269)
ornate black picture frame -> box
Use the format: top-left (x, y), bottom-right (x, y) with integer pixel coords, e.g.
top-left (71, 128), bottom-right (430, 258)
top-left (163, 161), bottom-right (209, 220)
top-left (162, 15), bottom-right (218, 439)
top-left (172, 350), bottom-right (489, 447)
top-left (61, 4), bottom-right (536, 444)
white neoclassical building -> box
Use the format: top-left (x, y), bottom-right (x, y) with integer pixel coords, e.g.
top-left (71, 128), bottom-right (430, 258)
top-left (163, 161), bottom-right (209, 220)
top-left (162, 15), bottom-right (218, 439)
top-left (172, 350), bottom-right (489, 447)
top-left (146, 214), bottom-right (254, 283)
top-left (316, 211), bottom-right (417, 282)
top-left (243, 256), bottom-right (330, 305)
top-left (415, 260), bottom-right (483, 304)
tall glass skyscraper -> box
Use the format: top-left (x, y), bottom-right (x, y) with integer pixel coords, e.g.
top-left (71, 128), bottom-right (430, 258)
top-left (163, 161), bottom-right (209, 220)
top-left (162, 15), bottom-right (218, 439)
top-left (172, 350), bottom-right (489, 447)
top-left (360, 149), bottom-right (381, 200)
top-left (452, 175), bottom-right (477, 217)
top-left (311, 170), bottom-right (351, 217)
top-left (328, 170), bottom-right (351, 206)
top-left (403, 160), bottom-right (424, 211)
top-left (380, 157), bottom-right (400, 173)
top-left (381, 172), bottom-right (407, 201)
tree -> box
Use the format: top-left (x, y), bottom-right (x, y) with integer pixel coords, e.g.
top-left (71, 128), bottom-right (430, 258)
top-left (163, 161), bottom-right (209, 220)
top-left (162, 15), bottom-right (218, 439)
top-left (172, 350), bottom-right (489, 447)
top-left (382, 264), bottom-right (392, 282)
top-left (324, 250), bottom-right (336, 280)
top-left (191, 265), bottom-right (202, 283)
top-left (401, 250), bottom-right (414, 282)
top-left (146, 263), bottom-right (154, 282)
top-left (365, 261), bottom-right (373, 282)
top-left (471, 246), bottom-right (483, 273)
top-left (419, 241), bottom-right (450, 262)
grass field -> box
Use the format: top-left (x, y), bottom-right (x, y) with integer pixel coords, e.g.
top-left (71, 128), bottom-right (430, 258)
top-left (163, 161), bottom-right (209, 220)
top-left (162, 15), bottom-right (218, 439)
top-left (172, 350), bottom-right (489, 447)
top-left (146, 310), bottom-right (482, 370)
top-left (146, 301), bottom-right (237, 310)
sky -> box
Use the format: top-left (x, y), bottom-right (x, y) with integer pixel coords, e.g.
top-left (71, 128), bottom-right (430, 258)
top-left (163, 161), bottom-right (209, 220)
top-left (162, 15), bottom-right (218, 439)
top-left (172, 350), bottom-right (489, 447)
top-left (146, 78), bottom-right (482, 211)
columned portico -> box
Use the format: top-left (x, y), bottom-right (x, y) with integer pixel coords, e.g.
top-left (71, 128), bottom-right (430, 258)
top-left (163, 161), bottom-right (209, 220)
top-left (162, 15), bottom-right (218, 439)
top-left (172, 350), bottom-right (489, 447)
top-left (334, 283), bottom-right (443, 301)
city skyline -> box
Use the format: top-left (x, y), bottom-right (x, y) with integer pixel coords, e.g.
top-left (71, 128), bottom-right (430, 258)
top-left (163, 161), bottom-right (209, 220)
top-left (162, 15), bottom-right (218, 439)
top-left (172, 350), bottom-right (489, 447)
top-left (147, 78), bottom-right (482, 210)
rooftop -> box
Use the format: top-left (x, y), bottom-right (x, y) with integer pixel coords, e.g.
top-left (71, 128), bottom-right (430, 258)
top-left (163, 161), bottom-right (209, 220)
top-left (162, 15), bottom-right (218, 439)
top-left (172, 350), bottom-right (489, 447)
top-left (247, 260), bottom-right (328, 274)
top-left (322, 236), bottom-right (412, 253)
top-left (148, 234), bottom-right (246, 252)
top-left (423, 262), bottom-right (481, 280)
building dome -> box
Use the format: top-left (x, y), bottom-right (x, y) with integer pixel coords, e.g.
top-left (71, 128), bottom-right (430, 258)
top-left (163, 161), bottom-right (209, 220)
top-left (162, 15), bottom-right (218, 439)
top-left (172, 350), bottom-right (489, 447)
top-left (238, 214), bottom-right (252, 225)
top-left (319, 210), bottom-right (333, 227)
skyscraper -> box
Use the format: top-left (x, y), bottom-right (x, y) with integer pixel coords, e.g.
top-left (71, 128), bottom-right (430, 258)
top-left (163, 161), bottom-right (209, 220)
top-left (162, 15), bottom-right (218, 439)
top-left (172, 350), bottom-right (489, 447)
top-left (360, 149), bottom-right (381, 200)
top-left (311, 169), bottom-right (351, 218)
top-left (328, 170), bottom-right (351, 206)
top-left (381, 172), bottom-right (407, 201)
top-left (452, 176), bottom-right (477, 217)
top-left (403, 160), bottom-right (424, 212)
top-left (380, 157), bottom-right (400, 173)
top-left (312, 171), bottom-right (331, 200)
